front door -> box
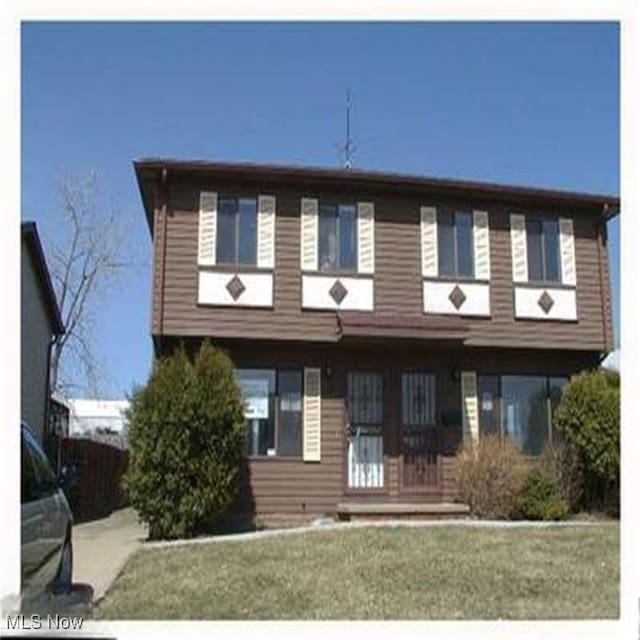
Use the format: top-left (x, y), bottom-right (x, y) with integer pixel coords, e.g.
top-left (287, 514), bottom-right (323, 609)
top-left (400, 372), bottom-right (440, 490)
top-left (346, 372), bottom-right (384, 489)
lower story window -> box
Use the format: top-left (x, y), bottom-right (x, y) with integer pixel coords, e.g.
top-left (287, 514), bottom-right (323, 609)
top-left (478, 374), bottom-right (568, 455)
top-left (236, 368), bottom-right (302, 457)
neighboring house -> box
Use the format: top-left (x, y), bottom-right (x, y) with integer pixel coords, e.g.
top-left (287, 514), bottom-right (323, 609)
top-left (134, 159), bottom-right (618, 521)
top-left (67, 399), bottom-right (130, 449)
top-left (21, 221), bottom-right (65, 445)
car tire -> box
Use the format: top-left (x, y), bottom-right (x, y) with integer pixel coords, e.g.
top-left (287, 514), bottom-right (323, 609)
top-left (52, 533), bottom-right (73, 595)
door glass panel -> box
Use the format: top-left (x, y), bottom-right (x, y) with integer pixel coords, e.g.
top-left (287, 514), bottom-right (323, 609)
top-left (501, 375), bottom-right (549, 455)
top-left (401, 373), bottom-right (435, 426)
top-left (347, 373), bottom-right (384, 488)
top-left (549, 376), bottom-right (569, 443)
top-left (478, 375), bottom-right (500, 436)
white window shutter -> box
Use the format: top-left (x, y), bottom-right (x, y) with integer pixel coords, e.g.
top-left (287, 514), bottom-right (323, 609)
top-left (303, 367), bottom-right (321, 462)
top-left (300, 198), bottom-right (318, 271)
top-left (257, 195), bottom-right (276, 269)
top-left (473, 210), bottom-right (490, 280)
top-left (420, 206), bottom-right (438, 277)
top-left (357, 202), bottom-right (375, 274)
top-left (461, 371), bottom-right (479, 443)
top-left (559, 218), bottom-right (576, 286)
top-left (510, 213), bottom-right (528, 282)
top-left (198, 191), bottom-right (217, 266)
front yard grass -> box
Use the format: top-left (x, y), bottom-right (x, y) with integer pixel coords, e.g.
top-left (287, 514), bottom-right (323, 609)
top-left (97, 523), bottom-right (619, 620)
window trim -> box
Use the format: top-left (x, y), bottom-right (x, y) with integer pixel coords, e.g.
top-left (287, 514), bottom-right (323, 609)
top-left (216, 195), bottom-right (258, 268)
top-left (525, 215), bottom-right (562, 286)
top-left (318, 201), bottom-right (358, 275)
top-left (238, 367), bottom-right (304, 460)
top-left (437, 208), bottom-right (475, 279)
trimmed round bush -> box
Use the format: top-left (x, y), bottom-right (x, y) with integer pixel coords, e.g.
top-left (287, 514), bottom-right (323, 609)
top-left (515, 467), bottom-right (567, 521)
top-left (455, 434), bottom-right (528, 519)
top-left (554, 369), bottom-right (619, 514)
top-left (125, 341), bottom-right (246, 540)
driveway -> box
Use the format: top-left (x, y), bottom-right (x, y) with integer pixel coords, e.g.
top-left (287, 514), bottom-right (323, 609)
top-left (73, 507), bottom-right (147, 603)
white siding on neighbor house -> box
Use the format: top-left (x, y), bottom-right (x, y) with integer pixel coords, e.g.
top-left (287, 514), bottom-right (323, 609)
top-left (21, 245), bottom-right (56, 444)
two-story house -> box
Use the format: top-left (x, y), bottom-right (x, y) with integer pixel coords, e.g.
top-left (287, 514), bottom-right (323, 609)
top-left (135, 159), bottom-right (618, 522)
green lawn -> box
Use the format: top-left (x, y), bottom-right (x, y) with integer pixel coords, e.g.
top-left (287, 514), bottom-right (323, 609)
top-left (97, 523), bottom-right (619, 620)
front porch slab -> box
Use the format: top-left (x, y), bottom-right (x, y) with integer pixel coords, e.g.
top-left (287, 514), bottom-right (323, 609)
top-left (336, 501), bottom-right (470, 521)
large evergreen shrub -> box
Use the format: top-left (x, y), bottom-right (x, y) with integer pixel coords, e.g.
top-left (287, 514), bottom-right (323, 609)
top-left (125, 341), bottom-right (246, 539)
top-left (554, 369), bottom-right (620, 514)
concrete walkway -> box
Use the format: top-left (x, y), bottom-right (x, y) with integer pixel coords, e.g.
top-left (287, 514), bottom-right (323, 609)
top-left (73, 507), bottom-right (147, 602)
top-left (146, 517), bottom-right (610, 549)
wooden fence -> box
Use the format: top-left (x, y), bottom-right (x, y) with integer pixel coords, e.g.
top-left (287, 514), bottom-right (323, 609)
top-left (59, 437), bottom-right (129, 522)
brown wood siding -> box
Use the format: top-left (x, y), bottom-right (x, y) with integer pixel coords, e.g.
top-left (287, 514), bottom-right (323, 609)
top-left (154, 175), bottom-right (612, 353)
top-left (161, 338), bottom-right (595, 517)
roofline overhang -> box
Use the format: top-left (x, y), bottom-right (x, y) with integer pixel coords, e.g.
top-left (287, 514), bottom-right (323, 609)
top-left (21, 221), bottom-right (65, 335)
top-left (134, 158), bottom-right (620, 235)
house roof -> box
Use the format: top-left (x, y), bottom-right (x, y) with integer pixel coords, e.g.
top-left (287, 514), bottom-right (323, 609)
top-left (134, 157), bottom-right (620, 235)
top-left (21, 221), bottom-right (65, 335)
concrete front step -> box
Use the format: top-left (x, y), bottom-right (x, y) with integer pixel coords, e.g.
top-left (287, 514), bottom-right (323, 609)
top-left (336, 501), bottom-right (470, 521)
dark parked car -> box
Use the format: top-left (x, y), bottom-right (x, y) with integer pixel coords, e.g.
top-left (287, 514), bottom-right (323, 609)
top-left (21, 423), bottom-right (75, 599)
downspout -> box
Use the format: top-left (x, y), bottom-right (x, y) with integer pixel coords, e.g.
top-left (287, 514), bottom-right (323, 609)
top-left (156, 167), bottom-right (169, 354)
top-left (596, 203), bottom-right (618, 364)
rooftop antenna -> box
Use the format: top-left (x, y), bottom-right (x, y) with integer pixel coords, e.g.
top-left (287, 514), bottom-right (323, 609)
top-left (342, 89), bottom-right (356, 170)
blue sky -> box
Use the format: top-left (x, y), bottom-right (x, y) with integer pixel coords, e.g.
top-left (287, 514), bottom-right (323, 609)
top-left (21, 22), bottom-right (620, 398)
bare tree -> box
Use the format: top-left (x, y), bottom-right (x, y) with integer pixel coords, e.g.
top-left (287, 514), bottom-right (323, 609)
top-left (48, 172), bottom-right (133, 397)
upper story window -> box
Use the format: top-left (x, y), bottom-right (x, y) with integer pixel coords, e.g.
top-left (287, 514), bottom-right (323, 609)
top-left (318, 203), bottom-right (358, 273)
top-left (437, 210), bottom-right (475, 278)
top-left (526, 218), bottom-right (561, 283)
top-left (216, 196), bottom-right (258, 266)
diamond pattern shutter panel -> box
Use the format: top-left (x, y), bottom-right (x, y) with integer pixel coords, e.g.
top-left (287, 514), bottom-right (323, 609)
top-left (559, 218), bottom-right (576, 286)
top-left (510, 213), bottom-right (528, 283)
top-left (473, 210), bottom-right (490, 280)
top-left (300, 198), bottom-right (319, 271)
top-left (357, 202), bottom-right (375, 274)
top-left (257, 195), bottom-right (276, 269)
top-left (420, 206), bottom-right (438, 277)
top-left (198, 191), bottom-right (217, 267)
top-left (303, 367), bottom-right (321, 462)
top-left (461, 371), bottom-right (479, 443)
